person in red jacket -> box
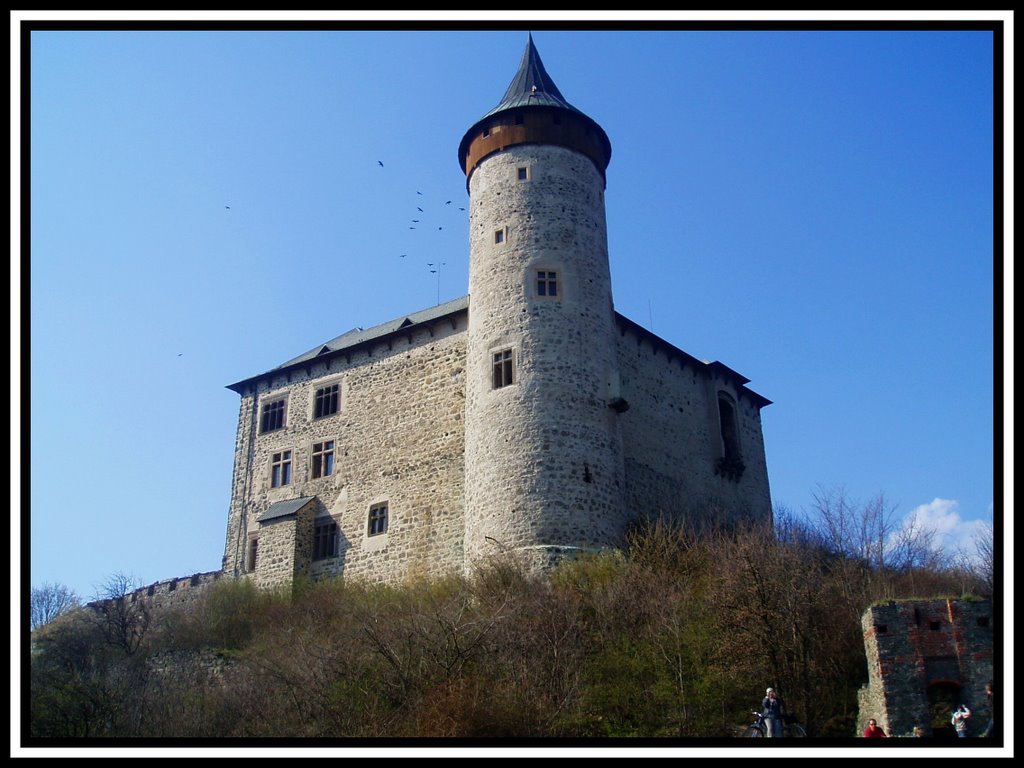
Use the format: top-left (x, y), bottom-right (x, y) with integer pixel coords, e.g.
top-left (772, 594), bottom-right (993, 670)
top-left (863, 719), bottom-right (887, 738)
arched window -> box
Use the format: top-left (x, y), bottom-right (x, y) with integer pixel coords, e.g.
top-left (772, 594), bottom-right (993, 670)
top-left (715, 393), bottom-right (745, 481)
top-left (718, 393), bottom-right (740, 461)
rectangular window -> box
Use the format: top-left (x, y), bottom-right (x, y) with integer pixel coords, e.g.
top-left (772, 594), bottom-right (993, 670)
top-left (312, 440), bottom-right (335, 479)
top-left (537, 270), bottom-right (558, 297)
top-left (260, 399), bottom-right (286, 433)
top-left (492, 348), bottom-right (514, 389)
top-left (313, 520), bottom-right (338, 560)
top-left (494, 228), bottom-right (505, 244)
top-left (368, 502), bottom-right (389, 537)
top-left (271, 450), bottom-right (292, 488)
top-left (517, 166), bottom-right (529, 181)
top-left (247, 537), bottom-right (258, 572)
top-left (314, 383), bottom-right (340, 418)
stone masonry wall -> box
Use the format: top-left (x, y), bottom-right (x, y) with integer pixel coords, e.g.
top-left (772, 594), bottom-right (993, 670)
top-left (86, 570), bottom-right (225, 615)
top-left (616, 326), bottom-right (773, 528)
top-left (223, 317), bottom-right (468, 588)
top-left (859, 599), bottom-right (994, 737)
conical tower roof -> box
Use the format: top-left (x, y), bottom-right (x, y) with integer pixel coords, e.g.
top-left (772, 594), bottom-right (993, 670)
top-left (458, 34), bottom-right (611, 181)
top-left (480, 33), bottom-right (581, 117)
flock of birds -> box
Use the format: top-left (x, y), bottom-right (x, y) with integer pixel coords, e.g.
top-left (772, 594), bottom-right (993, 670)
top-left (221, 160), bottom-right (468, 306)
top-left (378, 159), bottom-right (466, 303)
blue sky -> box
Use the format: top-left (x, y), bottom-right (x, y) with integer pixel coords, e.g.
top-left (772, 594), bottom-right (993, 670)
top-left (19, 16), bottom-right (1006, 606)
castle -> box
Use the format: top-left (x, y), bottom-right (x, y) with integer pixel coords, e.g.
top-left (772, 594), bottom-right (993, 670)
top-left (221, 36), bottom-right (773, 590)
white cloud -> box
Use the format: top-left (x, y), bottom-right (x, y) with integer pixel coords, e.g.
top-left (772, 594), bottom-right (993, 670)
top-left (901, 498), bottom-right (991, 563)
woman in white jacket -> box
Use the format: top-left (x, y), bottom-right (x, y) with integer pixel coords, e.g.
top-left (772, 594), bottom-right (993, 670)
top-left (952, 704), bottom-right (971, 737)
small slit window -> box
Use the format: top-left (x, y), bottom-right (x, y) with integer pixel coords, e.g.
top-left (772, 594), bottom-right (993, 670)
top-left (517, 166), bottom-right (529, 181)
top-left (495, 228), bottom-right (506, 244)
top-left (247, 537), bottom-right (258, 572)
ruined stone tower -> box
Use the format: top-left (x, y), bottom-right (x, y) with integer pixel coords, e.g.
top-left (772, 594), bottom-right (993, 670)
top-left (858, 599), bottom-right (994, 737)
top-left (458, 35), bottom-right (628, 570)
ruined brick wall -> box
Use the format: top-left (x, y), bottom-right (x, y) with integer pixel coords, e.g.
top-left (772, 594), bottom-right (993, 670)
top-left (616, 327), bottom-right (772, 529)
top-left (859, 599), bottom-right (994, 737)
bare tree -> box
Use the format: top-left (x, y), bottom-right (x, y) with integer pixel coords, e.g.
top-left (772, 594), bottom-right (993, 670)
top-left (30, 582), bottom-right (81, 630)
top-left (91, 571), bottom-right (151, 656)
top-left (810, 486), bottom-right (904, 568)
top-left (972, 521), bottom-right (995, 595)
top-left (947, 521), bottom-right (994, 597)
top-left (885, 508), bottom-right (943, 571)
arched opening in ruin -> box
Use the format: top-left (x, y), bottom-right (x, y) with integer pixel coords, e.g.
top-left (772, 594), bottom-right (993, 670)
top-left (927, 681), bottom-right (961, 738)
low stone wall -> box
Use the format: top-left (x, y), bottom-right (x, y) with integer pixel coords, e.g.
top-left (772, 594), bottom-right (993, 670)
top-left (87, 570), bottom-right (225, 613)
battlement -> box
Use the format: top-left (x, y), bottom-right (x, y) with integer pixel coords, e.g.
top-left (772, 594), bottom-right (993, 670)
top-left (88, 570), bottom-right (224, 612)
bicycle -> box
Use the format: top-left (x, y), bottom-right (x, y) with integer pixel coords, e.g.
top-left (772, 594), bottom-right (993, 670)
top-left (743, 711), bottom-right (808, 738)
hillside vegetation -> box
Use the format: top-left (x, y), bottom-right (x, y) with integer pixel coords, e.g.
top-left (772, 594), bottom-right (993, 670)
top-left (29, 500), bottom-right (989, 740)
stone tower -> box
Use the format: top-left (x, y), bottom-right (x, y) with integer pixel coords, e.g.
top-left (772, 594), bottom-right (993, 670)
top-left (458, 35), bottom-right (629, 570)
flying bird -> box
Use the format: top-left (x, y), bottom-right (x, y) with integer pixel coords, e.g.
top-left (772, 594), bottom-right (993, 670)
top-left (378, 160), bottom-right (384, 167)
top-left (445, 200), bottom-right (452, 205)
top-left (417, 207), bottom-right (424, 212)
top-left (225, 205), bottom-right (230, 209)
top-left (438, 226), bottom-right (443, 230)
top-left (458, 207), bottom-right (465, 211)
top-left (399, 254), bottom-right (407, 258)
top-left (412, 219), bottom-right (419, 223)
top-left (417, 191), bottom-right (423, 195)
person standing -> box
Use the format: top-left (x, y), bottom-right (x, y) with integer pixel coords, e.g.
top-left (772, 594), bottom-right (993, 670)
top-left (762, 687), bottom-right (785, 738)
top-left (952, 704), bottom-right (971, 737)
top-left (863, 719), bottom-right (887, 738)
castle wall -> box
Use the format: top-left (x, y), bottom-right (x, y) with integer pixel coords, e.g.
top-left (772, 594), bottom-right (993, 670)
top-left (616, 326), bottom-right (772, 527)
top-left (85, 570), bottom-right (225, 616)
top-left (859, 599), bottom-right (994, 737)
top-left (223, 318), bottom-right (468, 588)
